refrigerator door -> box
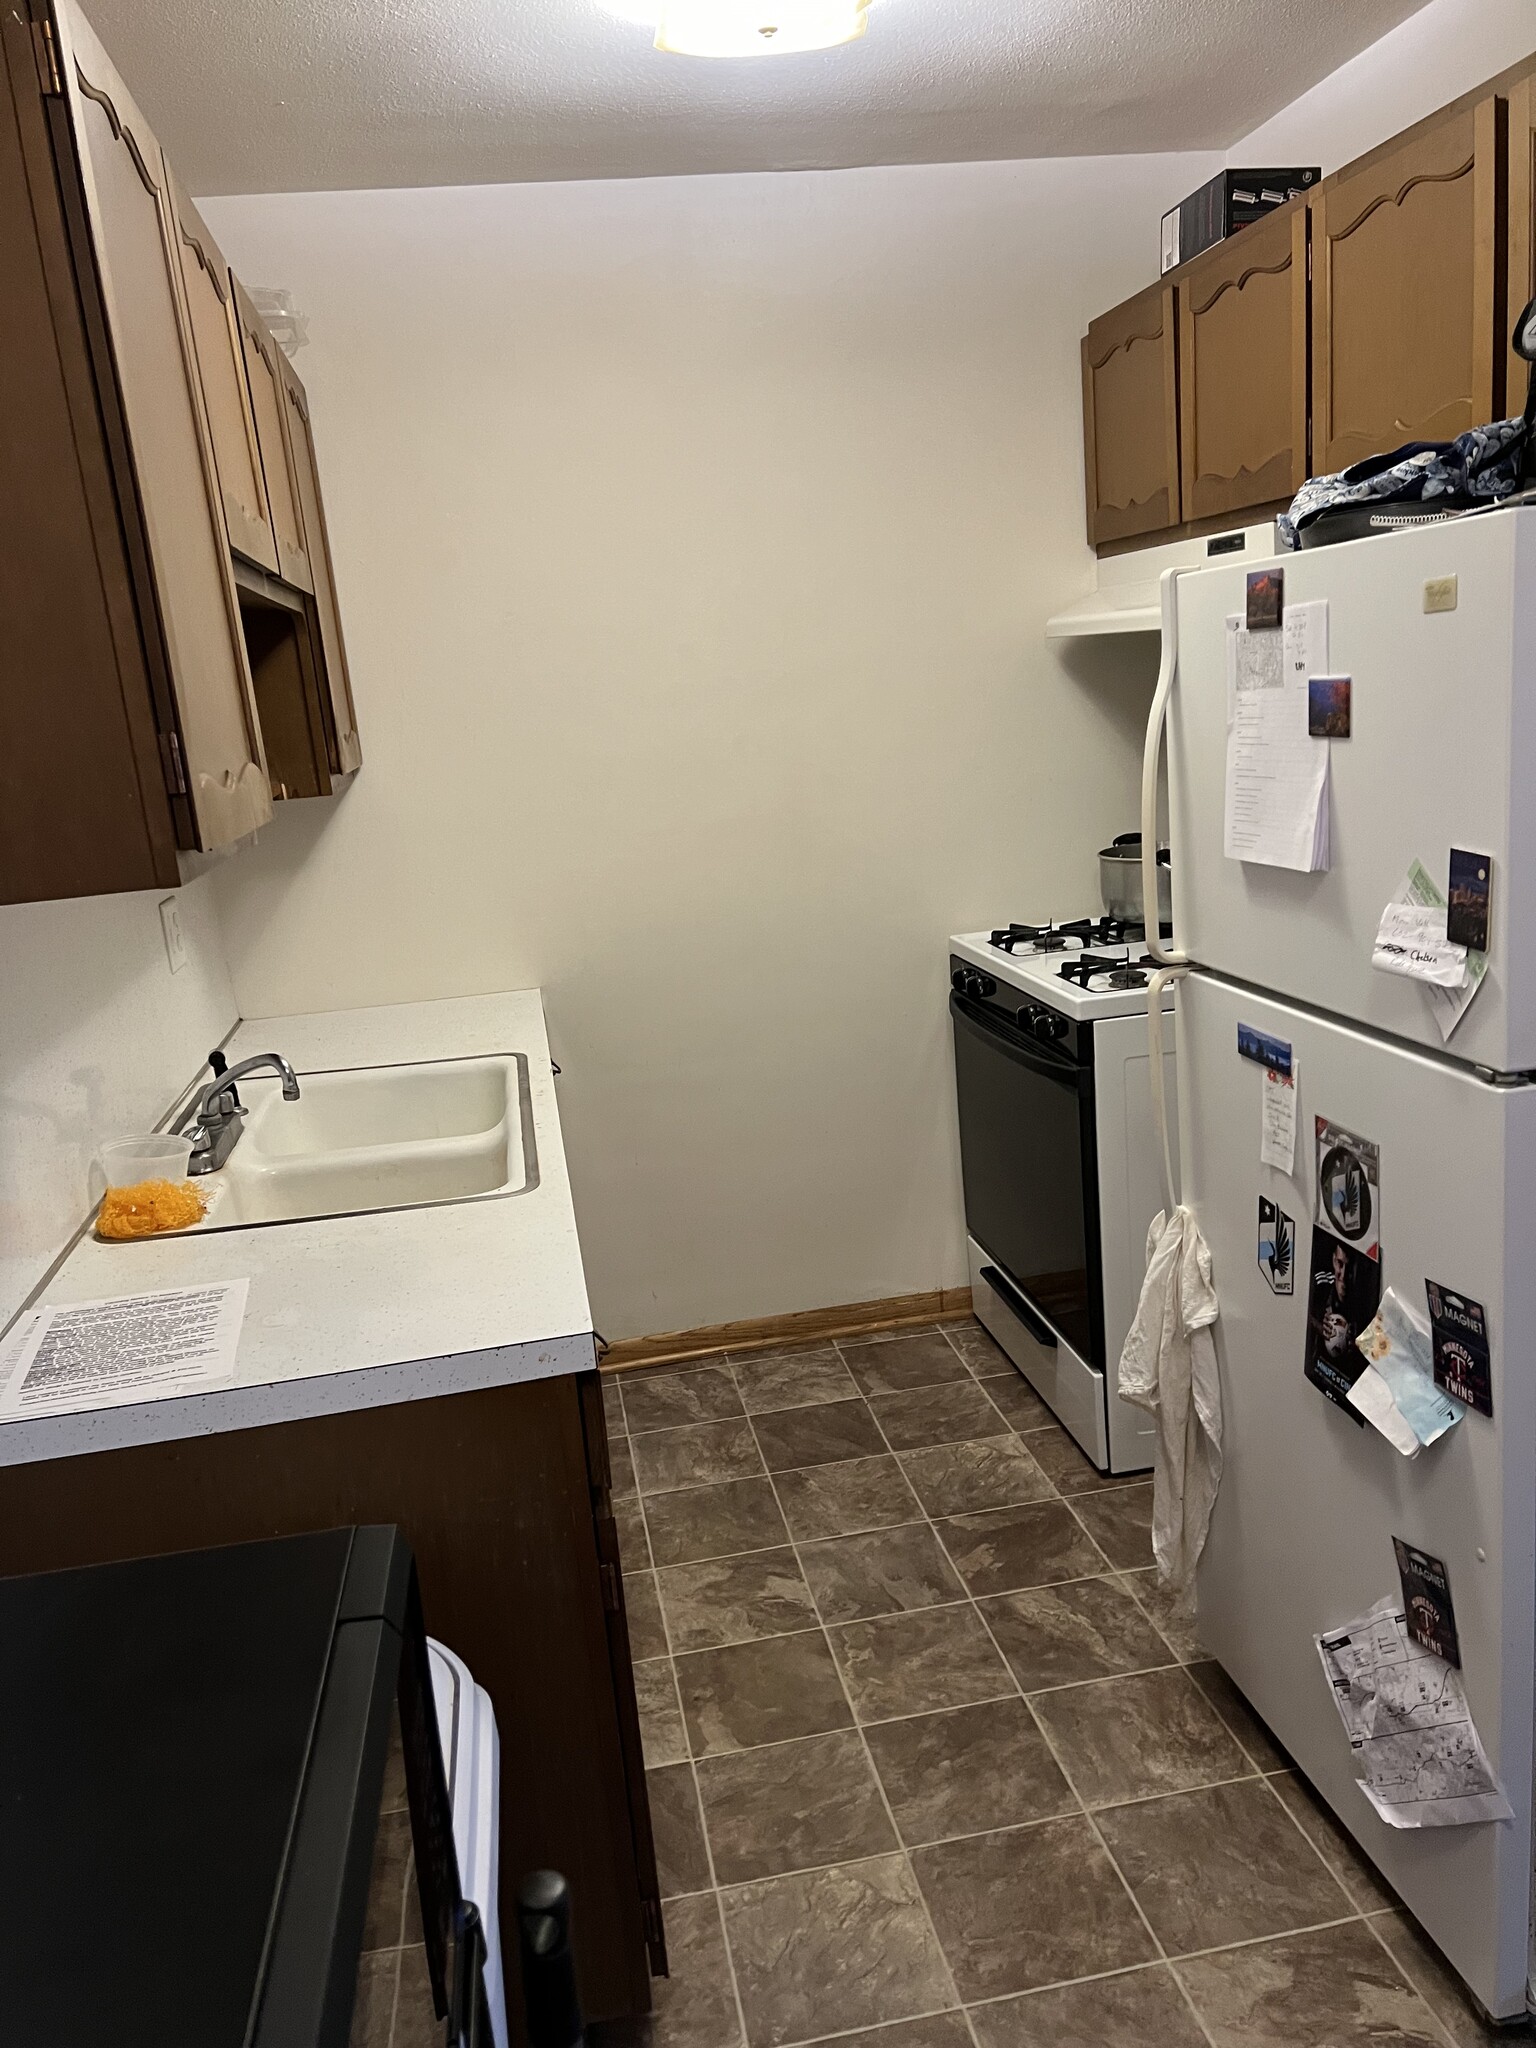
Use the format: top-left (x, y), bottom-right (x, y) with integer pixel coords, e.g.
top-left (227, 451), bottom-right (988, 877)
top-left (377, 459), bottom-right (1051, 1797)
top-left (1179, 970), bottom-right (1536, 2020)
top-left (1167, 508), bottom-right (1536, 1072)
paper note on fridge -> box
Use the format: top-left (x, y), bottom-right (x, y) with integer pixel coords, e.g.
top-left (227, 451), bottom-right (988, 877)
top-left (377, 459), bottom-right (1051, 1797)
top-left (1316, 1596), bottom-right (1513, 1828)
top-left (1223, 600), bottom-right (1331, 871)
top-left (1371, 900), bottom-right (1469, 988)
top-left (1260, 1060), bottom-right (1297, 1174)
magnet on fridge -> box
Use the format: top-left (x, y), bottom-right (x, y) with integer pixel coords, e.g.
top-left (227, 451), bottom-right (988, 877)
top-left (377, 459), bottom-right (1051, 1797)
top-left (1246, 567), bottom-right (1284, 631)
top-left (1425, 1281), bottom-right (1493, 1418)
top-left (1304, 1225), bottom-right (1379, 1421)
top-left (1447, 850), bottom-right (1491, 952)
top-left (1393, 1538), bottom-right (1461, 1667)
top-left (1258, 1197), bottom-right (1295, 1295)
top-left (1315, 1117), bottom-right (1380, 1260)
top-left (1308, 676), bottom-right (1351, 738)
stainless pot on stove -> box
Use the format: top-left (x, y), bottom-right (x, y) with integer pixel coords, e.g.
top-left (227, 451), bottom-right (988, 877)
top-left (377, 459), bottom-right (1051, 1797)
top-left (1099, 833), bottom-right (1171, 927)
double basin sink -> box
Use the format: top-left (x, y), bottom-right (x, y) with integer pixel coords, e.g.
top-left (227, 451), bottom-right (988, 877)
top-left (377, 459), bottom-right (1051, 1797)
top-left (188, 1055), bottom-right (537, 1232)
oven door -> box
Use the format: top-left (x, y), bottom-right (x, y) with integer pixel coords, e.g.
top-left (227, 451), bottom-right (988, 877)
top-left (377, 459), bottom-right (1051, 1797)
top-left (949, 993), bottom-right (1105, 1367)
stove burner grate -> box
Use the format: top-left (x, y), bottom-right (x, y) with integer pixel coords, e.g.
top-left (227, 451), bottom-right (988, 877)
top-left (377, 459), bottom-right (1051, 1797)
top-left (989, 916), bottom-right (1138, 956)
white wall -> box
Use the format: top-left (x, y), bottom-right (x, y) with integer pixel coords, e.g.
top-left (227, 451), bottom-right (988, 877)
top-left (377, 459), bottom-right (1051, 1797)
top-left (1231, 0), bottom-right (1534, 168)
top-left (0, 874), bottom-right (237, 1324)
top-left (204, 155), bottom-right (1213, 1341)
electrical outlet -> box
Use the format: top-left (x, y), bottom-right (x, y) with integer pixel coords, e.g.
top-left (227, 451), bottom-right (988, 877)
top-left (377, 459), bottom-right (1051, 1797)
top-left (159, 895), bottom-right (188, 974)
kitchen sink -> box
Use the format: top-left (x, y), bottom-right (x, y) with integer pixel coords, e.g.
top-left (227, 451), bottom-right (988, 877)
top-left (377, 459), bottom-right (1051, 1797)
top-left (189, 1054), bottom-right (536, 1231)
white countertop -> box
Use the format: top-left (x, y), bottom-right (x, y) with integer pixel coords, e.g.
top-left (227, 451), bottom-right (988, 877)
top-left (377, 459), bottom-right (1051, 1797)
top-left (0, 991), bottom-right (595, 1468)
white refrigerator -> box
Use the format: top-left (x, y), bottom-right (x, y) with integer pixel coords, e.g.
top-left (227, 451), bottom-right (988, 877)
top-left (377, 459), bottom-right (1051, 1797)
top-left (1152, 505), bottom-right (1536, 2022)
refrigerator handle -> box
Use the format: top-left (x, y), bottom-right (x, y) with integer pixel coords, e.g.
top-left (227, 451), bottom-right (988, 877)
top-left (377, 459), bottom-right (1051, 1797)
top-left (1147, 964), bottom-right (1184, 1217)
top-left (1142, 567), bottom-right (1190, 970)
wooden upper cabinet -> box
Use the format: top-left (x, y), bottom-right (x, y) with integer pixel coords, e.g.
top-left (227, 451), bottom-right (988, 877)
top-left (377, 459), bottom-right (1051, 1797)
top-left (1177, 206), bottom-right (1308, 524)
top-left (1081, 282), bottom-right (1180, 545)
top-left (1508, 69), bottom-right (1536, 409)
top-left (1311, 96), bottom-right (1504, 476)
top-left (277, 352), bottom-right (361, 773)
top-left (52, 0), bottom-right (270, 851)
top-left (166, 175), bottom-right (279, 575)
top-left (0, 4), bottom-right (178, 901)
top-left (232, 276), bottom-right (314, 594)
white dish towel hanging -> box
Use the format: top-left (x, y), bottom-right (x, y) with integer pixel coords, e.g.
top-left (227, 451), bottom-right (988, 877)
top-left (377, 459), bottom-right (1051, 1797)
top-left (1120, 1201), bottom-right (1222, 1592)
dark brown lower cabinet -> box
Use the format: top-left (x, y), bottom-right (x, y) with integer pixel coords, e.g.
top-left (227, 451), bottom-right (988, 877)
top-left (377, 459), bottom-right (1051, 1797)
top-left (0, 1370), bottom-right (663, 2035)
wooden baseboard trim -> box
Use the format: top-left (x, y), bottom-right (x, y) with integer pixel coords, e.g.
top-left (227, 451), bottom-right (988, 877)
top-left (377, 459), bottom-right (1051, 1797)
top-left (600, 1288), bottom-right (974, 1374)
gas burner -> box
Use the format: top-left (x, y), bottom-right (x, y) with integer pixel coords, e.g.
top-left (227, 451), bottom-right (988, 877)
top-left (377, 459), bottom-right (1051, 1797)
top-left (989, 916), bottom-right (1138, 956)
top-left (1058, 952), bottom-right (1151, 991)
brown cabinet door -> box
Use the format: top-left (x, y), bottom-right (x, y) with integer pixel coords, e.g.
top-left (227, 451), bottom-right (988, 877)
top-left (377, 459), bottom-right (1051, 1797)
top-left (53, 0), bottom-right (270, 850)
top-left (232, 277), bottom-right (314, 595)
top-left (0, 7), bottom-right (177, 902)
top-left (1508, 69), bottom-right (1536, 407)
top-left (1081, 281), bottom-right (1180, 545)
top-left (166, 175), bottom-right (280, 575)
top-left (1311, 96), bottom-right (1505, 477)
top-left (277, 352), bottom-right (362, 772)
top-left (1178, 206), bottom-right (1308, 524)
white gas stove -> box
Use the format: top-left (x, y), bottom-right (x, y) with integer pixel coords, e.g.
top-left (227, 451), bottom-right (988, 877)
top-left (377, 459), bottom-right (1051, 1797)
top-left (950, 917), bottom-right (1177, 1023)
top-left (946, 913), bottom-right (1178, 1474)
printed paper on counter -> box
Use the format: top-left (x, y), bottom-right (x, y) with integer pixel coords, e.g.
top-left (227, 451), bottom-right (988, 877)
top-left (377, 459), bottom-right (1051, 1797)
top-left (1316, 1596), bottom-right (1513, 1828)
top-left (0, 1281), bottom-right (247, 1421)
top-left (1223, 601), bottom-right (1331, 872)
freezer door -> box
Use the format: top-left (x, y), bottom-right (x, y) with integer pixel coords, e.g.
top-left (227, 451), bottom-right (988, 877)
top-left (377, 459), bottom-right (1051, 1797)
top-left (1168, 508), bottom-right (1536, 1072)
top-left (1179, 970), bottom-right (1536, 2019)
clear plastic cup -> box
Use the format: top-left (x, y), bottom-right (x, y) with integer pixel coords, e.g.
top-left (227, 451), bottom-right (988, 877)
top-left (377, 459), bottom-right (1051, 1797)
top-left (97, 1134), bottom-right (195, 1190)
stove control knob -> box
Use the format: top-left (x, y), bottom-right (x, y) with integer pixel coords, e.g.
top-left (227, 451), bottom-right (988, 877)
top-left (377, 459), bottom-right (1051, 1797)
top-left (953, 968), bottom-right (995, 1000)
top-left (1028, 1007), bottom-right (1067, 1044)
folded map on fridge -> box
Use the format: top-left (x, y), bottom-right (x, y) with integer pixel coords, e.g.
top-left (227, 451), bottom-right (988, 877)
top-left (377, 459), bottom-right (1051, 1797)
top-left (1316, 1596), bottom-right (1512, 1828)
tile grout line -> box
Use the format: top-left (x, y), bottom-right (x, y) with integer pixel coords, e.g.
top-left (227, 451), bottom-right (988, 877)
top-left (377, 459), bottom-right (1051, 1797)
top-left (619, 1343), bottom-right (1465, 2048)
top-left (1357, 1908), bottom-right (1463, 2048)
top-left (728, 1349), bottom-right (972, 2034)
top-left (624, 1410), bottom-right (755, 2048)
top-left (844, 1351), bottom-right (1226, 2048)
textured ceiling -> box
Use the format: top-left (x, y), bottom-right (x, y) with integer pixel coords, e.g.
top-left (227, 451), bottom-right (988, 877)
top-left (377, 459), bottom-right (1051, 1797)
top-left (83, 0), bottom-right (1430, 195)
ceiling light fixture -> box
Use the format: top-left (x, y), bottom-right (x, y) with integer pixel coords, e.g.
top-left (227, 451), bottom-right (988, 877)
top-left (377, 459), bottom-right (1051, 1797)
top-left (648, 0), bottom-right (872, 57)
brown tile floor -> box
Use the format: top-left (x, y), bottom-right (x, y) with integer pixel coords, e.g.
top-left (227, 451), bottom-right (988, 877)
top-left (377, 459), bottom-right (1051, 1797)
top-left (600, 1319), bottom-right (1520, 2048)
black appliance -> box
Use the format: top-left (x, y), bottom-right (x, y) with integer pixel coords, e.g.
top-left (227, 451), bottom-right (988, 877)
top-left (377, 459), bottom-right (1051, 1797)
top-left (949, 959), bottom-right (1103, 1368)
top-left (1160, 166), bottom-right (1320, 272)
top-left (0, 1527), bottom-right (493, 2048)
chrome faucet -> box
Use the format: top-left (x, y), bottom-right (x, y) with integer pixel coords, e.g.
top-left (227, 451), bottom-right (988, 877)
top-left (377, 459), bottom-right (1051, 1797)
top-left (174, 1052), bottom-right (301, 1175)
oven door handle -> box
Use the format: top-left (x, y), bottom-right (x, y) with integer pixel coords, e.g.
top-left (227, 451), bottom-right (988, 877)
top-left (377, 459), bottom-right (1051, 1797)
top-left (978, 1264), bottom-right (1059, 1350)
top-left (948, 992), bottom-right (1090, 1090)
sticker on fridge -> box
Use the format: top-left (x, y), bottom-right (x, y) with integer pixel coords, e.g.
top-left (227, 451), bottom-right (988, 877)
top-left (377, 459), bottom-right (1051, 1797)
top-left (1446, 849), bottom-right (1492, 953)
top-left (1425, 1281), bottom-right (1493, 1418)
top-left (1315, 1116), bottom-right (1380, 1258)
top-left (1257, 1198), bottom-right (1295, 1295)
top-left (1304, 1225), bottom-right (1380, 1419)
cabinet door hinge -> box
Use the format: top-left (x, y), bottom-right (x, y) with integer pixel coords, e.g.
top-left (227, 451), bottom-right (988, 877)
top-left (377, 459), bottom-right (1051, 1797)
top-left (31, 18), bottom-right (61, 96)
top-left (159, 729), bottom-right (187, 797)
top-left (599, 1560), bottom-right (622, 1614)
